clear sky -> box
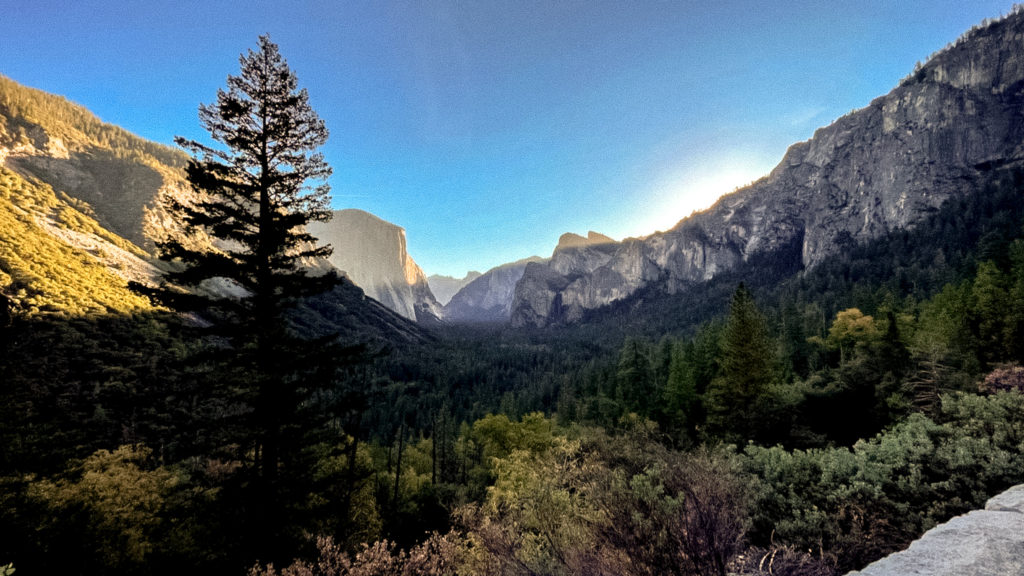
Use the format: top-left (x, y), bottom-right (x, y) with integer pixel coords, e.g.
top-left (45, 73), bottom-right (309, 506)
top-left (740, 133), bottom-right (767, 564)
top-left (1, 1), bottom-right (1017, 277)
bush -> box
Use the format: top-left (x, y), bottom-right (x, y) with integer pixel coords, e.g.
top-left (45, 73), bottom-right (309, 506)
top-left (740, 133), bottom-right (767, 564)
top-left (980, 364), bottom-right (1024, 394)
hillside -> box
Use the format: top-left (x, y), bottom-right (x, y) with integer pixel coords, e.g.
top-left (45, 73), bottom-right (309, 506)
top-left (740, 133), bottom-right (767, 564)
top-left (511, 11), bottom-right (1024, 327)
top-left (0, 165), bottom-right (154, 316)
top-left (0, 75), bottom-right (187, 316)
top-left (0, 75), bottom-right (427, 344)
top-left (0, 74), bottom-right (188, 248)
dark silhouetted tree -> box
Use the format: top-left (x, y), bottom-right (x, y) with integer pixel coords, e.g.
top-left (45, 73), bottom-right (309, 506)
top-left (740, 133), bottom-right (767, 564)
top-left (972, 260), bottom-right (1010, 364)
top-left (138, 35), bottom-right (340, 562)
top-left (663, 340), bottom-right (699, 441)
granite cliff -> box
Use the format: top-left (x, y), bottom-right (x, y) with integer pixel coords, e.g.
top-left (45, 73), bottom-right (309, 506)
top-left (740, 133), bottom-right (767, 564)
top-left (443, 256), bottom-right (544, 323)
top-left (308, 209), bottom-right (442, 322)
top-left (511, 12), bottom-right (1024, 327)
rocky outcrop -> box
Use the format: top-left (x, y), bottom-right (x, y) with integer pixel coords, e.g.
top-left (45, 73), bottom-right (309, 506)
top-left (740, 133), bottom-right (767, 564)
top-left (444, 256), bottom-right (543, 323)
top-left (845, 484), bottom-right (1024, 576)
top-left (511, 11), bottom-right (1024, 327)
top-left (428, 272), bottom-right (482, 306)
top-left (308, 209), bottom-right (442, 322)
top-left (0, 75), bottom-right (189, 250)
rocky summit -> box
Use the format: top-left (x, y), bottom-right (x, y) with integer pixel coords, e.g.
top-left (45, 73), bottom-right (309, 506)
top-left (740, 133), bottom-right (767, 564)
top-left (308, 209), bottom-right (442, 322)
top-left (511, 12), bottom-right (1024, 327)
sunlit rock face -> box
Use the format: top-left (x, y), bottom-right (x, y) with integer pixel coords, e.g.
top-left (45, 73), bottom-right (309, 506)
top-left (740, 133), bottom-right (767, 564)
top-left (512, 13), bottom-right (1024, 327)
top-left (308, 209), bottom-right (442, 322)
top-left (0, 78), bottom-right (190, 252)
top-left (443, 256), bottom-right (543, 323)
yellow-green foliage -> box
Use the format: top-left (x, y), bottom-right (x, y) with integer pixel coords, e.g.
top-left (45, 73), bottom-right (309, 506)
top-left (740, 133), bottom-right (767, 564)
top-left (471, 412), bottom-right (558, 464)
top-left (481, 435), bottom-right (603, 575)
top-left (0, 166), bottom-right (152, 316)
top-left (312, 440), bottom-right (383, 546)
top-left (0, 74), bottom-right (186, 169)
top-left (55, 192), bottom-right (149, 258)
top-left (28, 445), bottom-right (180, 570)
top-left (827, 308), bottom-right (882, 351)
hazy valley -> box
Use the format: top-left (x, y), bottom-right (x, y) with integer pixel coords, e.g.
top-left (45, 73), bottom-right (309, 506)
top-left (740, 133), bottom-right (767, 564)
top-left (2, 7), bottom-right (1024, 576)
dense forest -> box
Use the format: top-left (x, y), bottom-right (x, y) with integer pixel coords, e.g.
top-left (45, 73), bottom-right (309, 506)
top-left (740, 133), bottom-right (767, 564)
top-left (3, 28), bottom-right (1024, 576)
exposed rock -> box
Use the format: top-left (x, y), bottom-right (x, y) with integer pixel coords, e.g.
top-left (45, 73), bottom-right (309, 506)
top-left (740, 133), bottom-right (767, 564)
top-left (428, 271), bottom-right (482, 306)
top-left (554, 231), bottom-right (615, 251)
top-left (33, 213), bottom-right (159, 287)
top-left (845, 484), bottom-right (1024, 576)
top-left (443, 256), bottom-right (543, 323)
top-left (307, 209), bottom-right (442, 322)
top-left (511, 11), bottom-right (1024, 327)
top-left (511, 229), bottom-right (630, 325)
top-left (0, 76), bottom-right (189, 250)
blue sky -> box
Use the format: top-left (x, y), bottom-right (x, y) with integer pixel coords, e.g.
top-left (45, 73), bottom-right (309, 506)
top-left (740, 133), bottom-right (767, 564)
top-left (1, 1), bottom-right (1017, 277)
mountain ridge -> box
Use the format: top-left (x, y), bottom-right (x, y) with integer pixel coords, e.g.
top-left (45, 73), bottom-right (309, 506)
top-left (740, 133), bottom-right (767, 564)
top-left (510, 10), bottom-right (1024, 327)
top-left (443, 255), bottom-right (545, 323)
top-left (428, 271), bottom-right (482, 306)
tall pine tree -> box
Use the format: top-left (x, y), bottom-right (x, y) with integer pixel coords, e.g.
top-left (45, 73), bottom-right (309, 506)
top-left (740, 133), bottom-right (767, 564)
top-left (139, 35), bottom-right (341, 561)
top-left (706, 284), bottom-right (778, 442)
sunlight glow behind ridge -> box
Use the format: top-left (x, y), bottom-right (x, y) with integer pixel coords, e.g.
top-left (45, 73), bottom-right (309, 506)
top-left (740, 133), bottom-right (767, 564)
top-left (627, 159), bottom-right (776, 238)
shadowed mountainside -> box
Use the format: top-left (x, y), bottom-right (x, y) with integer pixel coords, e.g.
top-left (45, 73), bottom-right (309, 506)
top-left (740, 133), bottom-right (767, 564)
top-left (511, 12), bottom-right (1024, 327)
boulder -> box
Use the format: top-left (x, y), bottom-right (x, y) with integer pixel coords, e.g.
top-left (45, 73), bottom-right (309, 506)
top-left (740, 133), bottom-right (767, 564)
top-left (846, 484), bottom-right (1024, 576)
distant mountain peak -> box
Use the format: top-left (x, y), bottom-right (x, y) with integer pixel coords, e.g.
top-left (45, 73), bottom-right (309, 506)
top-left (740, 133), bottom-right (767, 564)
top-left (428, 271), bottom-right (483, 306)
top-left (555, 231), bottom-right (615, 253)
top-left (442, 255), bottom-right (545, 324)
top-left (307, 209), bottom-right (442, 322)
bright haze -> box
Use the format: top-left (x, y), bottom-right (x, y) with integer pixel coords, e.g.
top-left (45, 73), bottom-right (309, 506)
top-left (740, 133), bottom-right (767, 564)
top-left (1, 1), bottom-right (1016, 277)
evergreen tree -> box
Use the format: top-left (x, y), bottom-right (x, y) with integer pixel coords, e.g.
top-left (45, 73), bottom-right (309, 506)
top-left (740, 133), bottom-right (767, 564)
top-left (879, 310), bottom-right (910, 378)
top-left (138, 35), bottom-right (341, 561)
top-left (663, 340), bottom-right (698, 441)
top-left (706, 284), bottom-right (778, 442)
top-left (971, 260), bottom-right (1010, 364)
top-left (616, 337), bottom-right (653, 416)
top-left (1008, 240), bottom-right (1024, 362)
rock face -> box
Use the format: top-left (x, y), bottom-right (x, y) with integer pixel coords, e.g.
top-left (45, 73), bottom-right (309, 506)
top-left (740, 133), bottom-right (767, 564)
top-left (0, 76), bottom-right (189, 251)
top-left (511, 12), bottom-right (1024, 327)
top-left (308, 209), bottom-right (442, 322)
top-left (444, 256), bottom-right (544, 323)
top-left (845, 484), bottom-right (1024, 576)
top-left (428, 272), bottom-right (482, 306)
